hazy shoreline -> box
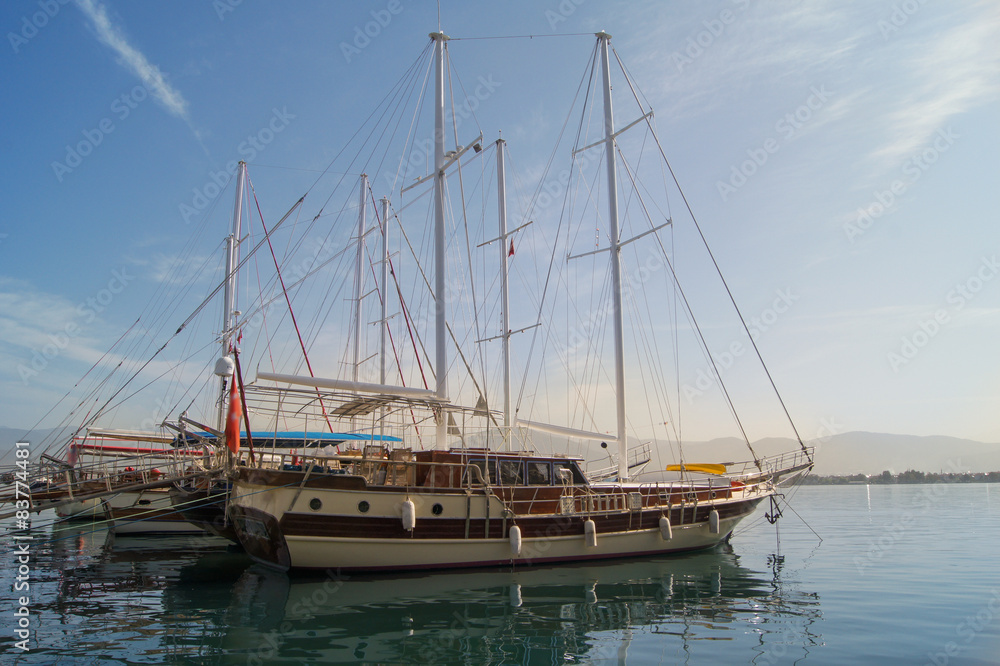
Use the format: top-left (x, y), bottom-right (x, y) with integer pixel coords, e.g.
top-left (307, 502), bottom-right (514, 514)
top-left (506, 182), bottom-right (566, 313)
top-left (801, 471), bottom-right (1000, 485)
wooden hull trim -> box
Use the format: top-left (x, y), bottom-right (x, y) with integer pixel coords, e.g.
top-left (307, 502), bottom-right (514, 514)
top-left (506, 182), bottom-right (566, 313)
top-left (229, 494), bottom-right (762, 572)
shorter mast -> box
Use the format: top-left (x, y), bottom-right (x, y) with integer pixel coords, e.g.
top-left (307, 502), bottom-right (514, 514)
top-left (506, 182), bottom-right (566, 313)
top-left (379, 196), bottom-right (390, 442)
top-left (217, 161), bottom-right (246, 431)
top-left (352, 174), bottom-right (368, 432)
top-left (353, 174), bottom-right (368, 386)
top-left (379, 197), bottom-right (389, 388)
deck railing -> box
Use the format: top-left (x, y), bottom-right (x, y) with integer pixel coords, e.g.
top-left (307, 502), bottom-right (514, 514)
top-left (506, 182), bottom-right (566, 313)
top-left (724, 447), bottom-right (815, 480)
top-left (240, 448), bottom-right (778, 520)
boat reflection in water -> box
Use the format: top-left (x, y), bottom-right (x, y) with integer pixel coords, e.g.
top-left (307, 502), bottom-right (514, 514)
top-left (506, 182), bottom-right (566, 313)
top-left (217, 543), bottom-right (822, 664)
top-left (9, 524), bottom-right (242, 664)
top-left (9, 518), bottom-right (821, 663)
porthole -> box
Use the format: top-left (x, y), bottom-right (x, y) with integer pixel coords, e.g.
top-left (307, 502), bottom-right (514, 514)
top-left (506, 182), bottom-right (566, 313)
top-left (432, 503), bottom-right (443, 516)
top-left (358, 500), bottom-right (370, 513)
top-left (710, 491), bottom-right (717, 499)
top-left (309, 498), bottom-right (322, 511)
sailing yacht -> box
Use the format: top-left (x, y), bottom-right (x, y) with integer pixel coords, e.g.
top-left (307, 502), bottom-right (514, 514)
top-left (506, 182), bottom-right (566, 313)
top-left (225, 31), bottom-right (814, 571)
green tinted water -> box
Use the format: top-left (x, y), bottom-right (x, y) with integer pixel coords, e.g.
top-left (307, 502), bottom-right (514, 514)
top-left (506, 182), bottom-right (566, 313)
top-left (2, 484), bottom-right (997, 664)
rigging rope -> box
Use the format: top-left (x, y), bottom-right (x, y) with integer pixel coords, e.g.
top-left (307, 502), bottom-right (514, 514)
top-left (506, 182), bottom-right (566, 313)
top-left (248, 179), bottom-right (337, 435)
top-left (612, 47), bottom-right (810, 460)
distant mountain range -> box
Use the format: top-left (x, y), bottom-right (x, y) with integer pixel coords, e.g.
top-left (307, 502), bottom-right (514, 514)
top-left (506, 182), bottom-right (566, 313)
top-left (0, 426), bottom-right (57, 444)
top-left (680, 432), bottom-right (1000, 476)
top-left (1, 425), bottom-right (997, 476)
top-left (0, 426), bottom-right (63, 461)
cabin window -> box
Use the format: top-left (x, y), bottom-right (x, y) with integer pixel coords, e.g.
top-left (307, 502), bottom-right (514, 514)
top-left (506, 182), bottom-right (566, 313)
top-left (498, 460), bottom-right (524, 485)
top-left (467, 459), bottom-right (497, 485)
top-left (526, 461), bottom-right (551, 485)
top-left (553, 461), bottom-right (585, 485)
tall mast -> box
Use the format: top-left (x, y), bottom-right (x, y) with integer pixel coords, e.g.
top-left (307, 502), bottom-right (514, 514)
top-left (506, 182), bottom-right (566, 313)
top-left (352, 174), bottom-right (367, 432)
top-left (217, 160), bottom-right (246, 430)
top-left (432, 31), bottom-right (449, 448)
top-left (379, 197), bottom-right (389, 387)
top-left (496, 138), bottom-right (512, 432)
top-left (598, 32), bottom-right (629, 481)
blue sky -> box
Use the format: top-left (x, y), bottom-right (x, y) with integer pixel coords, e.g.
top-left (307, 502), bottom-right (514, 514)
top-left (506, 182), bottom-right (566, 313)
top-left (1, 0), bottom-right (998, 446)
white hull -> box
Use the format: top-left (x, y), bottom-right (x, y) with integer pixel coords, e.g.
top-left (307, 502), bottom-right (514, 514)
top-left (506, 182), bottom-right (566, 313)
top-left (105, 487), bottom-right (205, 535)
top-left (55, 498), bottom-right (106, 520)
top-left (282, 516), bottom-right (746, 571)
top-left (230, 468), bottom-right (764, 571)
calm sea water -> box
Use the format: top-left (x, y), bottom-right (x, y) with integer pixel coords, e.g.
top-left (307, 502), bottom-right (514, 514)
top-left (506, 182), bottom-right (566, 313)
top-left (2, 484), bottom-right (998, 665)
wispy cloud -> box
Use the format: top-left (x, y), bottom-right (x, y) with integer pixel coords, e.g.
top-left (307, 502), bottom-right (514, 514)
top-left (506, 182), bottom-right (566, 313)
top-left (0, 278), bottom-right (90, 350)
top-left (144, 252), bottom-right (216, 286)
top-left (0, 276), bottom-right (220, 428)
top-left (866, 3), bottom-right (1000, 168)
top-left (74, 0), bottom-right (190, 120)
top-left (624, 1), bottom-right (864, 119)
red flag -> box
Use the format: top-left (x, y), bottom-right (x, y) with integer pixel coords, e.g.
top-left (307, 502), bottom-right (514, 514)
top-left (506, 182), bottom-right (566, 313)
top-left (225, 382), bottom-right (241, 454)
top-left (508, 239), bottom-right (515, 257)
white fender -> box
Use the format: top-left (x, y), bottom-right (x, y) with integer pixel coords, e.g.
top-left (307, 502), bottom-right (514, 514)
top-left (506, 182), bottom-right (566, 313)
top-left (659, 515), bottom-right (672, 541)
top-left (709, 509), bottom-right (720, 534)
top-left (509, 525), bottom-right (522, 556)
top-left (402, 499), bottom-right (416, 531)
top-left (509, 583), bottom-right (523, 607)
top-left (584, 519), bottom-right (597, 547)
